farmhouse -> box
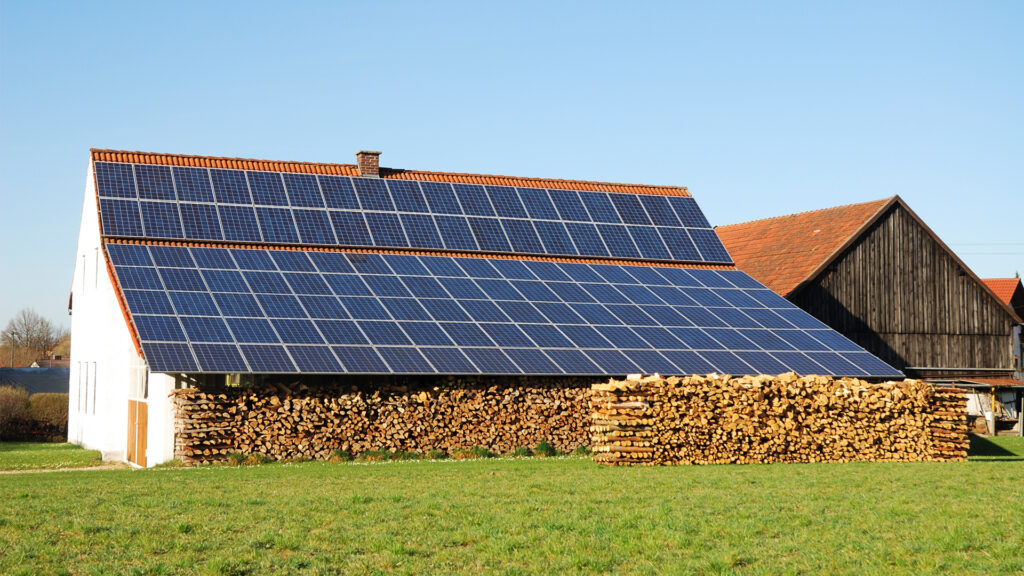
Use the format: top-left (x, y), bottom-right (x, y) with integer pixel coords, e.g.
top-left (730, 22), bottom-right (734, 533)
top-left (717, 196), bottom-right (1022, 391)
top-left (68, 149), bottom-right (901, 466)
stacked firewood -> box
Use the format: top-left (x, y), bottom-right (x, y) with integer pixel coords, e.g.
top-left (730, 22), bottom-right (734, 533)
top-left (171, 376), bottom-right (591, 465)
top-left (591, 373), bottom-right (968, 466)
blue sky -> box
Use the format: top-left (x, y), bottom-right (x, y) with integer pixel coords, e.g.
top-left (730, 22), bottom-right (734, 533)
top-left (1, 1), bottom-right (1021, 328)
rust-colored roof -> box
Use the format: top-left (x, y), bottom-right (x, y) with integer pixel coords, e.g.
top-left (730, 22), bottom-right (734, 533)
top-left (982, 278), bottom-right (1023, 307)
top-left (962, 378), bottom-right (1024, 388)
top-left (716, 198), bottom-right (893, 296)
top-left (89, 149), bottom-right (689, 196)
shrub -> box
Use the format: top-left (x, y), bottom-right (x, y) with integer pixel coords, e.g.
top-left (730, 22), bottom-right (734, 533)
top-left (29, 393), bottom-right (68, 428)
top-left (511, 446), bottom-right (533, 458)
top-left (356, 449), bottom-right (392, 462)
top-left (245, 453), bottom-right (274, 465)
top-left (425, 449), bottom-right (448, 460)
top-left (225, 452), bottom-right (248, 466)
top-left (389, 450), bottom-right (421, 461)
top-left (574, 445), bottom-right (592, 456)
top-left (0, 385), bottom-right (30, 439)
top-left (329, 449), bottom-right (353, 462)
top-left (534, 442), bottom-right (559, 457)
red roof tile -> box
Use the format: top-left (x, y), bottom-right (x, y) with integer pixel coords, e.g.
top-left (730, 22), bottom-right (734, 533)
top-left (716, 198), bottom-right (893, 296)
top-left (982, 278), bottom-right (1023, 307)
top-left (90, 149), bottom-right (689, 196)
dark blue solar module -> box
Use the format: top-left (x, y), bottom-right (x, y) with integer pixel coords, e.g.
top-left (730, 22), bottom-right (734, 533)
top-left (94, 162), bottom-right (733, 264)
top-left (105, 242), bottom-right (902, 378)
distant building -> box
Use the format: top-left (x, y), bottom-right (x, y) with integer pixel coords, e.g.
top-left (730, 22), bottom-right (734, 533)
top-left (983, 278), bottom-right (1024, 379)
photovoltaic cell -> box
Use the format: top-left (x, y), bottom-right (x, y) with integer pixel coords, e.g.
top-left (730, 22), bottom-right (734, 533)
top-left (100, 199), bottom-right (145, 237)
top-left (353, 178), bottom-right (393, 211)
top-left (240, 344), bottom-right (296, 372)
top-left (180, 203), bottom-right (222, 240)
top-left (135, 165), bottom-right (176, 201)
top-left (318, 176), bottom-right (360, 210)
top-left (282, 173), bottom-right (324, 208)
top-left (95, 162), bottom-right (137, 198)
top-left (387, 181), bottom-right (429, 213)
top-left (218, 205), bottom-right (262, 242)
top-left (332, 346), bottom-right (388, 372)
top-left (377, 347), bottom-right (434, 373)
top-left (256, 207), bottom-right (299, 244)
top-left (452, 184), bottom-right (494, 216)
top-left (210, 170), bottom-right (252, 204)
top-left (288, 345), bottom-right (342, 372)
top-left (173, 166), bottom-right (215, 202)
top-left (144, 343), bottom-right (198, 372)
top-left (247, 172), bottom-right (288, 206)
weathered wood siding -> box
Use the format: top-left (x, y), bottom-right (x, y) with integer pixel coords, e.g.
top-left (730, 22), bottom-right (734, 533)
top-left (792, 204), bottom-right (1015, 371)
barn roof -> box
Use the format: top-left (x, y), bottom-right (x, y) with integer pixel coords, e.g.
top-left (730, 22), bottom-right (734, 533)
top-left (86, 149), bottom-right (902, 378)
top-left (717, 196), bottom-right (1022, 323)
top-left (715, 198), bottom-right (892, 296)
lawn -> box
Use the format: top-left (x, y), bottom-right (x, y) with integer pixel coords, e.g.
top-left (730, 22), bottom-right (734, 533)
top-left (0, 442), bottom-right (104, 471)
top-left (0, 437), bottom-right (1022, 576)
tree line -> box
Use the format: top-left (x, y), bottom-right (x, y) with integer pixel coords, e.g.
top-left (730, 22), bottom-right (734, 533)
top-left (1, 309), bottom-right (69, 367)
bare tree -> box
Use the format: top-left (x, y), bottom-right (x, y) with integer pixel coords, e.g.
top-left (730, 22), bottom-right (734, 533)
top-left (1, 309), bottom-right (68, 366)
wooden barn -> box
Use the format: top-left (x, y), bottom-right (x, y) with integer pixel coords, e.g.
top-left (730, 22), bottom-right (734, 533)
top-left (716, 196), bottom-right (1022, 382)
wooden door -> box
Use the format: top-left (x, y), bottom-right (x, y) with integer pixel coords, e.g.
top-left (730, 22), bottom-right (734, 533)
top-left (127, 400), bottom-right (147, 467)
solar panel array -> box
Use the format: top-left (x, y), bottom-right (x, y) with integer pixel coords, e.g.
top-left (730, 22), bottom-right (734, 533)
top-left (95, 162), bottom-right (732, 264)
top-left (105, 243), bottom-right (902, 377)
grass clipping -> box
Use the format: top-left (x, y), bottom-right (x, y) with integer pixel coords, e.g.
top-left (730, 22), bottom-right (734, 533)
top-left (590, 373), bottom-right (968, 466)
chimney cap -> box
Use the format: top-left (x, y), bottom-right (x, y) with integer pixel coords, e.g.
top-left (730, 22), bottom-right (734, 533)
top-left (356, 150), bottom-right (382, 156)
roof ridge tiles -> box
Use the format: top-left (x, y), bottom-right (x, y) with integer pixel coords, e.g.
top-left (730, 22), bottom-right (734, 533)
top-left (715, 197), bottom-right (894, 230)
top-left (90, 148), bottom-right (689, 196)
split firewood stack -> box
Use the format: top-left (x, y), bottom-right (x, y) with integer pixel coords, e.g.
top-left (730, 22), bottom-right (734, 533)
top-left (170, 376), bottom-right (592, 465)
top-left (591, 373), bottom-right (969, 466)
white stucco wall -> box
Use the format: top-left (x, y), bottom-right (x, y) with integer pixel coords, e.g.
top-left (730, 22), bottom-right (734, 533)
top-left (68, 160), bottom-right (175, 466)
top-left (146, 372), bottom-right (178, 465)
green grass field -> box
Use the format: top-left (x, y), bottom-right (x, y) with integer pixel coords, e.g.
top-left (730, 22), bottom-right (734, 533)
top-left (0, 442), bottom-right (104, 471)
top-left (1, 437), bottom-right (1022, 576)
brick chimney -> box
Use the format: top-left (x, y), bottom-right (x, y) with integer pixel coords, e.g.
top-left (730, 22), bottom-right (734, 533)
top-left (356, 150), bottom-right (381, 178)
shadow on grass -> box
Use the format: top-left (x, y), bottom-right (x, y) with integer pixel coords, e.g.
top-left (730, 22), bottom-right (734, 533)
top-left (968, 435), bottom-right (1023, 461)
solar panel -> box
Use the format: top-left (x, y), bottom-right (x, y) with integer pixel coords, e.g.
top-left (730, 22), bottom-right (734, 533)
top-left (210, 170), bottom-right (252, 205)
top-left (282, 173), bottom-right (324, 208)
top-left (135, 165), bottom-right (176, 201)
top-left (107, 243), bottom-right (901, 377)
top-left (96, 162), bottom-right (732, 264)
top-left (248, 172), bottom-right (288, 206)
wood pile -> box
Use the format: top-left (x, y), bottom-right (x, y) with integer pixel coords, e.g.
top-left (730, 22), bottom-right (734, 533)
top-left (591, 373), bottom-right (968, 466)
top-left (171, 376), bottom-right (592, 465)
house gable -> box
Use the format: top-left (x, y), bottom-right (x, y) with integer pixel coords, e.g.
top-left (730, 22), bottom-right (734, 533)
top-left (790, 201), bottom-right (1018, 372)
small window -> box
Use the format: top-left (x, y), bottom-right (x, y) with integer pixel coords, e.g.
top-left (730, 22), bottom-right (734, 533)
top-left (91, 362), bottom-right (98, 415)
top-left (77, 362), bottom-right (85, 413)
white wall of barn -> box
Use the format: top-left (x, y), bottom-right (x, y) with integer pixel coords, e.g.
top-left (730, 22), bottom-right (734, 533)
top-left (67, 160), bottom-right (176, 467)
